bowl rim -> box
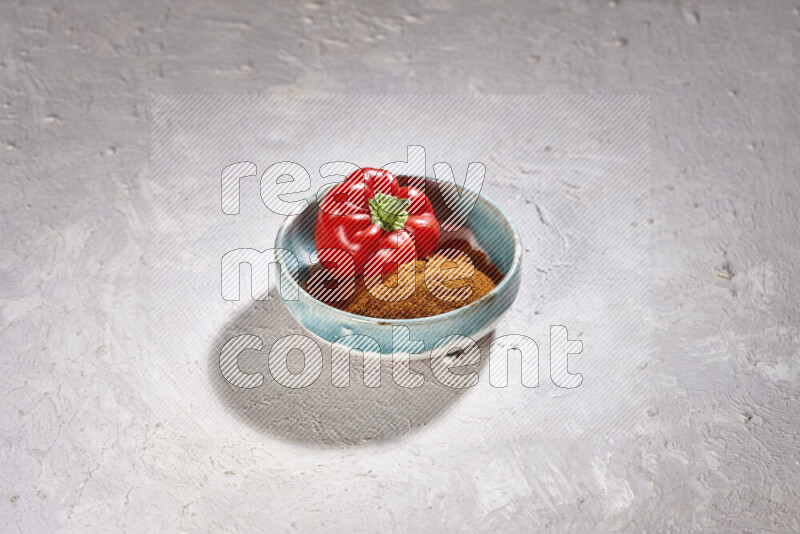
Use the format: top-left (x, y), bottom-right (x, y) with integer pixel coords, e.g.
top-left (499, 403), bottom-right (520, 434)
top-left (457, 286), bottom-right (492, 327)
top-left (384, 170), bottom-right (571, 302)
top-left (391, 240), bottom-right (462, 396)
top-left (274, 176), bottom-right (523, 326)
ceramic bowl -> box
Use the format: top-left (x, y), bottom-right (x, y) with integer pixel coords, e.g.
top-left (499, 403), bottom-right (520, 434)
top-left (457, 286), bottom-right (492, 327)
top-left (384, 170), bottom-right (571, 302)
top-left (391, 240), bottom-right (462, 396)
top-left (274, 177), bottom-right (522, 360)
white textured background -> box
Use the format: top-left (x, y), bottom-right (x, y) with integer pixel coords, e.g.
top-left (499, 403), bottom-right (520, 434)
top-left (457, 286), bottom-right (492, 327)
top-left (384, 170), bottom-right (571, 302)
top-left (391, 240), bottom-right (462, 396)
top-left (1, 1), bottom-right (799, 532)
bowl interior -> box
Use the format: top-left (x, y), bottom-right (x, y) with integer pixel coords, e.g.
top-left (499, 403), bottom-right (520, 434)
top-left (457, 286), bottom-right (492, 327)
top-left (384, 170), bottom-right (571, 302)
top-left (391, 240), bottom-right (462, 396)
top-left (277, 177), bottom-right (519, 289)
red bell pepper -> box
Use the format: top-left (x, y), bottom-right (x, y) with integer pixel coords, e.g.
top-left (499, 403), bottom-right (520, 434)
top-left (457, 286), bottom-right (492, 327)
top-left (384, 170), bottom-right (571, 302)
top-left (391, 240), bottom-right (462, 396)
top-left (314, 168), bottom-right (440, 279)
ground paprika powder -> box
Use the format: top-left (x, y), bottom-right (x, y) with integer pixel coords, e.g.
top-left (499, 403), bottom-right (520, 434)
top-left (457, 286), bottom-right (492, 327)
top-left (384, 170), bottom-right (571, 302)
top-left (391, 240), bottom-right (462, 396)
top-left (306, 239), bottom-right (502, 319)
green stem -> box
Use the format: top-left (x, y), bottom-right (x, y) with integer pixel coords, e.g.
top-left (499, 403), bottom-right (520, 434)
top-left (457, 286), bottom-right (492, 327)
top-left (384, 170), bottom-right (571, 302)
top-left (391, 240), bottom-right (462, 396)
top-left (369, 192), bottom-right (411, 232)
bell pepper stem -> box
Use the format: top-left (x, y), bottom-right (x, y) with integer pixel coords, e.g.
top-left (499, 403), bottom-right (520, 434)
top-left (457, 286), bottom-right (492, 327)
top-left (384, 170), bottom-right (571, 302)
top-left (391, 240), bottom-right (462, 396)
top-left (369, 192), bottom-right (411, 232)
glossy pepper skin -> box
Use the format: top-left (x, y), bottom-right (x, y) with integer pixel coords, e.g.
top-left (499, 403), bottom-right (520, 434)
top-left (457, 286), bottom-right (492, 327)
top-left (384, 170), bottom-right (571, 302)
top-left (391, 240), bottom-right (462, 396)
top-left (314, 168), bottom-right (440, 278)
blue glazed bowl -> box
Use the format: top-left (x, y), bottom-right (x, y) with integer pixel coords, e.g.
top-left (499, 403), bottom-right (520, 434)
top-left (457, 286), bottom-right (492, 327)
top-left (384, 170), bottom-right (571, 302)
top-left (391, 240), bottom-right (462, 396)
top-left (274, 177), bottom-right (522, 360)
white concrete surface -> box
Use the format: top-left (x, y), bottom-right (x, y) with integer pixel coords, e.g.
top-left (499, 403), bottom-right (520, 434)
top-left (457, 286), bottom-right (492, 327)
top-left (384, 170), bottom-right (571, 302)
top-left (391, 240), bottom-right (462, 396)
top-left (1, 1), bottom-right (799, 532)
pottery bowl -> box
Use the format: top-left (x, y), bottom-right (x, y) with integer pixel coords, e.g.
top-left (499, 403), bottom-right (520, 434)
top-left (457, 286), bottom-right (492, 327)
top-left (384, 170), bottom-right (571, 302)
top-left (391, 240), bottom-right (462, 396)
top-left (274, 177), bottom-right (522, 360)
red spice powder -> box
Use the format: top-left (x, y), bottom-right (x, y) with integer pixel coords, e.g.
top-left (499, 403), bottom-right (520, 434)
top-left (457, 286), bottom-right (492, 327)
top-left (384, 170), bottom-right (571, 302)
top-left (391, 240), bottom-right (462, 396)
top-left (306, 241), bottom-right (503, 319)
